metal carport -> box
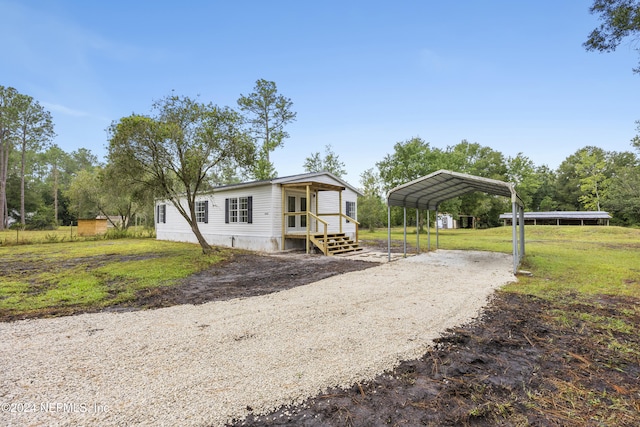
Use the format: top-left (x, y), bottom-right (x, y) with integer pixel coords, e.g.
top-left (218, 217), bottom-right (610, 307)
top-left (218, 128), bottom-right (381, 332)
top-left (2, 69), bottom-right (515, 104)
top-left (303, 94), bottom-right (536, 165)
top-left (386, 170), bottom-right (525, 274)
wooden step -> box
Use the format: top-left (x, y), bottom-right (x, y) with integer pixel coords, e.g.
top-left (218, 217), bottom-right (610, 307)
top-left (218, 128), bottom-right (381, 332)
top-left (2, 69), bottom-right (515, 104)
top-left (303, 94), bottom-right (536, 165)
top-left (310, 232), bottom-right (362, 256)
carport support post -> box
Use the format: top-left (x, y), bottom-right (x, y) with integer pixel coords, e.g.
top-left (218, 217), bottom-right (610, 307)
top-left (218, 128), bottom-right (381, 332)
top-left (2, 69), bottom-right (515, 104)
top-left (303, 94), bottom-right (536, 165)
top-left (416, 209), bottom-right (420, 253)
top-left (403, 207), bottom-right (407, 258)
top-left (512, 200), bottom-right (518, 274)
top-left (387, 205), bottom-right (391, 262)
top-left (519, 205), bottom-right (525, 257)
top-left (427, 210), bottom-right (431, 251)
top-left (435, 208), bottom-right (439, 249)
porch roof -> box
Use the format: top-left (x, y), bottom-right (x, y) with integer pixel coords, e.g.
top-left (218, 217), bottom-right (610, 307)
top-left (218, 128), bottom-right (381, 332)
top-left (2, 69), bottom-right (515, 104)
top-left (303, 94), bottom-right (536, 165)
top-left (280, 181), bottom-right (345, 192)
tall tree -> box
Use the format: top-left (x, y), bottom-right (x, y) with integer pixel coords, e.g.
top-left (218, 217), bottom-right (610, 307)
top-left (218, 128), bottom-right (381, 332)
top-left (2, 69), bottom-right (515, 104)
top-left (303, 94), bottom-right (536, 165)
top-left (531, 165), bottom-right (558, 211)
top-left (575, 146), bottom-right (609, 211)
top-left (585, 0), bottom-right (640, 73)
top-left (108, 94), bottom-right (254, 253)
top-left (237, 79), bottom-right (296, 180)
top-left (68, 164), bottom-right (147, 229)
top-left (357, 168), bottom-right (386, 231)
top-left (377, 137), bottom-right (444, 189)
top-left (44, 144), bottom-right (68, 225)
top-left (0, 86), bottom-right (20, 230)
top-left (303, 144), bottom-right (347, 178)
top-left (506, 153), bottom-right (541, 210)
top-left (14, 94), bottom-right (55, 225)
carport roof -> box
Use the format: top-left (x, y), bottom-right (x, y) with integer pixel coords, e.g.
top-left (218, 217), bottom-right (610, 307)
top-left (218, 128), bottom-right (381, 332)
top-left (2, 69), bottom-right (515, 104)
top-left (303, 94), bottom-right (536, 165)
top-left (386, 169), bottom-right (522, 210)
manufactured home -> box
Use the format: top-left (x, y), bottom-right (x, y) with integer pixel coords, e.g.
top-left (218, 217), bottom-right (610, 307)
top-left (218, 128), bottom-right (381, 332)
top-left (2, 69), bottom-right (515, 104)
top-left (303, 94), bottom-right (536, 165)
top-left (155, 172), bottom-right (363, 255)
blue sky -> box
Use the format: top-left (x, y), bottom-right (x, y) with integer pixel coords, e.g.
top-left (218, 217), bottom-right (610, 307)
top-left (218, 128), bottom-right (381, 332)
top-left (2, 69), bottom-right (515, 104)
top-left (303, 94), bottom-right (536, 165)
top-left (2, 0), bottom-right (639, 185)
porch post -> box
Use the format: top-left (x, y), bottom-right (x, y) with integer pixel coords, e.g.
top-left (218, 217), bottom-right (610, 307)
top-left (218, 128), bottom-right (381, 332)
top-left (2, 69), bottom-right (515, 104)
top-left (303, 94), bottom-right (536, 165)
top-left (306, 184), bottom-right (311, 254)
top-left (315, 190), bottom-right (319, 232)
top-left (281, 186), bottom-right (286, 250)
top-left (339, 190), bottom-right (343, 234)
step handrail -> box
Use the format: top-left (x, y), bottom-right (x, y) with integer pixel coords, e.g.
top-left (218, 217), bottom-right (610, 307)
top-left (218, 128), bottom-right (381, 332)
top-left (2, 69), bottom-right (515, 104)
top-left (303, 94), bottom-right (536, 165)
top-left (308, 212), bottom-right (328, 255)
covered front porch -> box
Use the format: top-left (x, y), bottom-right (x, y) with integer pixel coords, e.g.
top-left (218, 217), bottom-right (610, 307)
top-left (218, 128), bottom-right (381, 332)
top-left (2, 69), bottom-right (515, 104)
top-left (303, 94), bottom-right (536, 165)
top-left (280, 181), bottom-right (361, 255)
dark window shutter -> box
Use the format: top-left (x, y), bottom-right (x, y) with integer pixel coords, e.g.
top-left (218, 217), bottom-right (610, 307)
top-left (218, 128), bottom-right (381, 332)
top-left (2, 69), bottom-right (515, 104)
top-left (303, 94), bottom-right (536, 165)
top-left (156, 205), bottom-right (159, 223)
top-left (204, 201), bottom-right (209, 224)
top-left (162, 205), bottom-right (166, 223)
top-left (225, 198), bottom-right (229, 224)
top-left (247, 196), bottom-right (253, 224)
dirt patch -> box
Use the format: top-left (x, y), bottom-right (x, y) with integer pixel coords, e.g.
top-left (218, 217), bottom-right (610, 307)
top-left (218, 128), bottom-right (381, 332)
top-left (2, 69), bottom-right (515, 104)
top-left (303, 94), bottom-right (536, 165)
top-left (119, 252), bottom-right (378, 310)
top-left (233, 291), bottom-right (640, 426)
top-left (3, 244), bottom-right (639, 425)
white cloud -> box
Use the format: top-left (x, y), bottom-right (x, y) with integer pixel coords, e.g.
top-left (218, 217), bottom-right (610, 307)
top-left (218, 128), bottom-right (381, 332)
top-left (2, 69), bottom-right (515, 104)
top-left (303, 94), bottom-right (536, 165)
top-left (41, 102), bottom-right (91, 118)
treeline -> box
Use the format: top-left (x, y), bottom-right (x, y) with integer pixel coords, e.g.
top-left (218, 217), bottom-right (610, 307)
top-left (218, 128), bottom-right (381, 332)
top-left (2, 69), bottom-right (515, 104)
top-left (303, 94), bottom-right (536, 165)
top-left (0, 80), bottom-right (297, 232)
top-left (2, 84), bottom-right (640, 231)
top-left (357, 137), bottom-right (640, 230)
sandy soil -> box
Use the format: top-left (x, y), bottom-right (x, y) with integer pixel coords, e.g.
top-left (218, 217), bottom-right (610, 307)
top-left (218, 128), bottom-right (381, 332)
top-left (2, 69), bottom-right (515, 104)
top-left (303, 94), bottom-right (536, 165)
top-left (0, 250), bottom-right (514, 427)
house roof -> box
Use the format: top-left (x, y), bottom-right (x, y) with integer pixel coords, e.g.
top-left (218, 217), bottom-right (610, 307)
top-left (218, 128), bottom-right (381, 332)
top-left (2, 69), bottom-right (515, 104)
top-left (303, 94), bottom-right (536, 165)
top-left (214, 171), bottom-right (363, 196)
top-left (499, 211), bottom-right (611, 220)
top-left (386, 169), bottom-right (521, 211)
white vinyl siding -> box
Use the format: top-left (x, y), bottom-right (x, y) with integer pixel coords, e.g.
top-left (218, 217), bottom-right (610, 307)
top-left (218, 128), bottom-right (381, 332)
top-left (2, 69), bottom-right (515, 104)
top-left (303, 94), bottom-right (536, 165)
top-left (155, 173), bottom-right (359, 252)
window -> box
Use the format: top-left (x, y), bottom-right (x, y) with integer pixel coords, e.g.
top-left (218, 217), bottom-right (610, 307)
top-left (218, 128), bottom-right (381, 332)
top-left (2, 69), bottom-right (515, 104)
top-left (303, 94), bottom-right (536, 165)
top-left (287, 196), bottom-right (296, 227)
top-left (195, 200), bottom-right (208, 223)
top-left (156, 204), bottom-right (166, 224)
top-left (225, 196), bottom-right (253, 224)
top-left (300, 197), bottom-right (307, 228)
top-left (346, 201), bottom-right (356, 222)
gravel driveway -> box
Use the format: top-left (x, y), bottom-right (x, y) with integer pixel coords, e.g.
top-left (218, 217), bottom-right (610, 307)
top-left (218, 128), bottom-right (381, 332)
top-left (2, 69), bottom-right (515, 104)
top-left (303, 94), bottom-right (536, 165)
top-left (0, 250), bottom-right (515, 426)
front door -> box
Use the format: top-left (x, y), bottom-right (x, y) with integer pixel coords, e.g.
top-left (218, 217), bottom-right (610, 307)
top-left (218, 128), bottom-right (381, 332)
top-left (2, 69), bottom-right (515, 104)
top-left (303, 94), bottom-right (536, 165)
top-left (286, 194), bottom-right (308, 232)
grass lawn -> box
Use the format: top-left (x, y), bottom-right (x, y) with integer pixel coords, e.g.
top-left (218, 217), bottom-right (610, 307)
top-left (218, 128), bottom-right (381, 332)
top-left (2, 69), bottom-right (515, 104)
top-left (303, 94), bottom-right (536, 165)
top-left (2, 225), bottom-right (639, 425)
top-left (0, 238), bottom-right (232, 319)
top-left (0, 225), bottom-right (153, 245)
top-left (2, 225), bottom-right (639, 321)
top-left (361, 225), bottom-right (640, 298)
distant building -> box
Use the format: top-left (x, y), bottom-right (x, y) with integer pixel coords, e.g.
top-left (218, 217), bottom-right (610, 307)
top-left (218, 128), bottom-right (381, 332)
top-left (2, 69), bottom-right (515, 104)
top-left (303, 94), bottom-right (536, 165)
top-left (77, 218), bottom-right (108, 236)
top-left (437, 213), bottom-right (455, 229)
top-left (499, 211), bottom-right (611, 226)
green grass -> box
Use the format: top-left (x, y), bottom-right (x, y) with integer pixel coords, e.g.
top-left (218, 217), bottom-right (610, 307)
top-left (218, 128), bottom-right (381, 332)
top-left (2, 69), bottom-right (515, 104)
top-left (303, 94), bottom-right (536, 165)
top-left (0, 239), bottom-right (231, 318)
top-left (360, 225), bottom-right (640, 298)
top-left (2, 225), bottom-right (639, 320)
top-left (0, 226), bottom-right (155, 245)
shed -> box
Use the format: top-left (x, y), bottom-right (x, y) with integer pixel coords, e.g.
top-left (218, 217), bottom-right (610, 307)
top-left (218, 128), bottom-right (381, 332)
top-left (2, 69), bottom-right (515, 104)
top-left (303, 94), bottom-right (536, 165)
top-left (77, 218), bottom-right (108, 236)
top-left (386, 170), bottom-right (525, 274)
top-left (499, 211), bottom-right (611, 226)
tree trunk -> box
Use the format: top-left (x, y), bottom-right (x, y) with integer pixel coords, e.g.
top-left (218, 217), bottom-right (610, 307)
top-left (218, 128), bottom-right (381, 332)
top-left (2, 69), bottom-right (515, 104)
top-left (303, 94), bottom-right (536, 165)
top-left (191, 223), bottom-right (214, 254)
top-left (53, 163), bottom-right (58, 225)
top-left (0, 140), bottom-right (9, 230)
top-left (20, 138), bottom-right (26, 225)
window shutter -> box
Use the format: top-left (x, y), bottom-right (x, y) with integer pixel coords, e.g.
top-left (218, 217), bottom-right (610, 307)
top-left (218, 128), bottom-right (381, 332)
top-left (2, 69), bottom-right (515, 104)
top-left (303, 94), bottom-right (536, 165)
top-left (247, 196), bottom-right (253, 224)
top-left (162, 204), bottom-right (166, 223)
top-left (204, 201), bottom-right (209, 224)
top-left (225, 198), bottom-right (229, 224)
top-left (156, 205), bottom-right (159, 223)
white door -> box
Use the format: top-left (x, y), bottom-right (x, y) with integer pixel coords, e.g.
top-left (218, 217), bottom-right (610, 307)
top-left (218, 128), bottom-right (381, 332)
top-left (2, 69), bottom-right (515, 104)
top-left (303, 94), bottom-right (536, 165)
top-left (286, 194), bottom-right (308, 232)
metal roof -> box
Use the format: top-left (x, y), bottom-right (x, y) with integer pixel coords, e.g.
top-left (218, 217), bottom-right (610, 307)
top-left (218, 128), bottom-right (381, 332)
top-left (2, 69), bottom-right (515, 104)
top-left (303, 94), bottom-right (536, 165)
top-left (386, 170), bottom-right (521, 210)
top-left (499, 211), bottom-right (611, 220)
top-left (210, 171), bottom-right (363, 196)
